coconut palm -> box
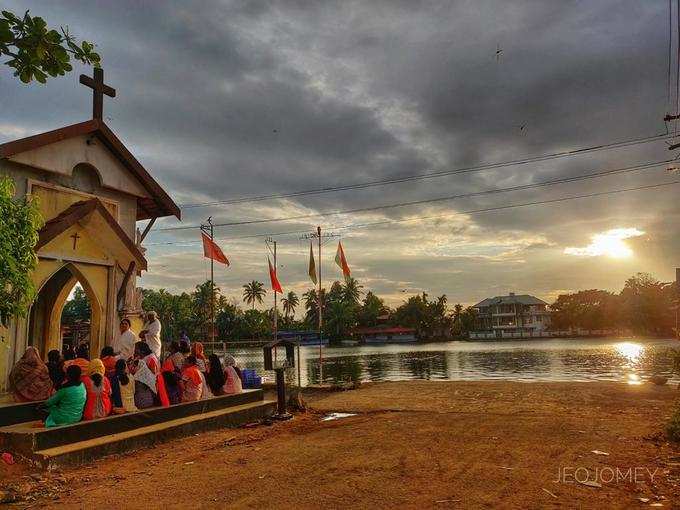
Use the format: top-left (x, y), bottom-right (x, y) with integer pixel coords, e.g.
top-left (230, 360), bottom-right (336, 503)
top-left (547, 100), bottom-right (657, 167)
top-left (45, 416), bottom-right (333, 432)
top-left (342, 277), bottom-right (363, 306)
top-left (281, 291), bottom-right (299, 320)
top-left (242, 280), bottom-right (266, 310)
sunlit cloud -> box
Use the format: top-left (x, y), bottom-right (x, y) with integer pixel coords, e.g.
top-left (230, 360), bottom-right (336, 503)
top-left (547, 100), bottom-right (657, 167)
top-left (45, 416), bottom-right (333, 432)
top-left (564, 228), bottom-right (644, 259)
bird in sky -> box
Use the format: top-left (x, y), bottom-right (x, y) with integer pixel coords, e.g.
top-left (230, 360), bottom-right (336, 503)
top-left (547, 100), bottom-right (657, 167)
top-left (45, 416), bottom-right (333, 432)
top-left (495, 44), bottom-right (503, 61)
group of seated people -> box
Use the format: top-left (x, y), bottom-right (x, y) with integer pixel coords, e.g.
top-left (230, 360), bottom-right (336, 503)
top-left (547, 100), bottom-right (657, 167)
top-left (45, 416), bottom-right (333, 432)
top-left (8, 332), bottom-right (244, 428)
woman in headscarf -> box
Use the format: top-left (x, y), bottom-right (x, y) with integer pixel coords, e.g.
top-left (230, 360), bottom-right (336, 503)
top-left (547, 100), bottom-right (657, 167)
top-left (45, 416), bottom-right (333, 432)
top-left (180, 355), bottom-right (203, 402)
top-left (222, 355), bottom-right (243, 395)
top-left (46, 349), bottom-right (65, 390)
top-left (9, 347), bottom-right (53, 402)
top-left (110, 358), bottom-right (137, 414)
top-left (223, 354), bottom-right (243, 381)
top-left (162, 341), bottom-right (185, 373)
top-left (83, 359), bottom-right (112, 420)
top-left (205, 354), bottom-right (226, 396)
top-left (190, 342), bottom-right (207, 372)
top-left (131, 341), bottom-right (169, 408)
top-left (44, 365), bottom-right (86, 427)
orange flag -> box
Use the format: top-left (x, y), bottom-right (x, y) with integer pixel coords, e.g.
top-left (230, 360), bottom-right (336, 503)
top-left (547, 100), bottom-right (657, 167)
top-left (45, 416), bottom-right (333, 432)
top-left (335, 241), bottom-right (350, 279)
top-left (202, 233), bottom-right (229, 265)
top-left (308, 243), bottom-right (317, 285)
top-left (268, 257), bottom-right (283, 293)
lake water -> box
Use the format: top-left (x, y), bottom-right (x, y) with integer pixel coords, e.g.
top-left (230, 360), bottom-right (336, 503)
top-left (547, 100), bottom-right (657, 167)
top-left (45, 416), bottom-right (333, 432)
top-left (230, 337), bottom-right (680, 386)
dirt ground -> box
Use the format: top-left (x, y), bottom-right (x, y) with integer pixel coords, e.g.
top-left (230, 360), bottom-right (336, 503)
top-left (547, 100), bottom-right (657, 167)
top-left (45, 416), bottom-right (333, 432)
top-left (1, 380), bottom-right (680, 509)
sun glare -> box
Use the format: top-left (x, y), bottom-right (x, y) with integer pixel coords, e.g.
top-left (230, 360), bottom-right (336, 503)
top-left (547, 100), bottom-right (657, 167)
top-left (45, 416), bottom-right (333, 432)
top-left (564, 228), bottom-right (644, 259)
top-left (615, 341), bottom-right (643, 363)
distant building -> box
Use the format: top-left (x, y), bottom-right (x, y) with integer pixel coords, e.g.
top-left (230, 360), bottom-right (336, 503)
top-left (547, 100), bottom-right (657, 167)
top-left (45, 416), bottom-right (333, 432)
top-left (471, 293), bottom-right (551, 339)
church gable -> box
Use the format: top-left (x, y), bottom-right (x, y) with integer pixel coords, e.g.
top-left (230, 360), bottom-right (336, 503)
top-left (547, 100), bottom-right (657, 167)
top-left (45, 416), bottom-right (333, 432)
top-left (36, 199), bottom-right (147, 270)
top-left (7, 133), bottom-right (150, 198)
top-left (39, 224), bottom-right (114, 266)
top-left (0, 119), bottom-right (180, 220)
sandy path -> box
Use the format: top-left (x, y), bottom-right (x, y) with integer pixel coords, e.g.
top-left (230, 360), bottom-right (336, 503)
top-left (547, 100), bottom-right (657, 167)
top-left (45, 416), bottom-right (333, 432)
top-left (1, 381), bottom-right (678, 509)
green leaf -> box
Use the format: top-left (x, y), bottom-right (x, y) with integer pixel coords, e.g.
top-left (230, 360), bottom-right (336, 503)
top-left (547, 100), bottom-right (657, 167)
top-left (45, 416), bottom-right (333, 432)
top-left (33, 68), bottom-right (46, 83)
top-left (19, 67), bottom-right (31, 83)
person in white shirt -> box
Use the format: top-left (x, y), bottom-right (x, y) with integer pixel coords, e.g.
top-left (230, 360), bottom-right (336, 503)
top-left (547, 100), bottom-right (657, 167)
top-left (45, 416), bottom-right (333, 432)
top-left (140, 311), bottom-right (162, 359)
top-left (112, 318), bottom-right (137, 360)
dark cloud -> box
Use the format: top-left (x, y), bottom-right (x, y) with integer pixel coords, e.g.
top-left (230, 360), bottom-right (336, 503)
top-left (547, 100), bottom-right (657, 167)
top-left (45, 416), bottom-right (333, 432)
top-left (1, 0), bottom-right (676, 305)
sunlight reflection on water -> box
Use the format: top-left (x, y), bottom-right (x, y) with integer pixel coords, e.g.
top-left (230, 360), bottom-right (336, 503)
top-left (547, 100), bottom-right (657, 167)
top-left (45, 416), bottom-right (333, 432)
top-left (230, 337), bottom-right (680, 386)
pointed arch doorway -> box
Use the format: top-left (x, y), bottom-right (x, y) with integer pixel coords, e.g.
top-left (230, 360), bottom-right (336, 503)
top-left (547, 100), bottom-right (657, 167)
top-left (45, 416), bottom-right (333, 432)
top-left (27, 263), bottom-right (103, 357)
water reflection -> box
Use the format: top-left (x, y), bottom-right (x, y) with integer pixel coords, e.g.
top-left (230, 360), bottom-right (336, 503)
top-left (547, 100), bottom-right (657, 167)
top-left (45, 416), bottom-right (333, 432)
top-left (615, 342), bottom-right (643, 364)
top-left (232, 338), bottom-right (679, 386)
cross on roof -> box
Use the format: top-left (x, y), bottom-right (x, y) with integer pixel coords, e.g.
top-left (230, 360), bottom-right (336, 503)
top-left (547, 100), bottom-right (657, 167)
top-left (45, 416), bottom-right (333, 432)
top-left (79, 68), bottom-right (116, 120)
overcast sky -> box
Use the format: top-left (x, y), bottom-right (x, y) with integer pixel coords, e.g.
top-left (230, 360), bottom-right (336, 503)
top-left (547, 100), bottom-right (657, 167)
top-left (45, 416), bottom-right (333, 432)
top-left (1, 0), bottom-right (678, 310)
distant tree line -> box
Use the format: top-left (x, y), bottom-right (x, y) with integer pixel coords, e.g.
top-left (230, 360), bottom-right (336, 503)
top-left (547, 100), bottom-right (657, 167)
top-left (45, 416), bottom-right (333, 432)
top-left (550, 272), bottom-right (677, 336)
top-left (138, 277), bottom-right (478, 344)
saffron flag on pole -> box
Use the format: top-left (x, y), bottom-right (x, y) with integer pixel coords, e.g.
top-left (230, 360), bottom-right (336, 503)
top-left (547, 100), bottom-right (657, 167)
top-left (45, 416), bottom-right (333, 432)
top-left (308, 243), bottom-right (317, 284)
top-left (268, 257), bottom-right (283, 294)
top-left (201, 232), bottom-right (229, 265)
top-left (335, 241), bottom-right (350, 279)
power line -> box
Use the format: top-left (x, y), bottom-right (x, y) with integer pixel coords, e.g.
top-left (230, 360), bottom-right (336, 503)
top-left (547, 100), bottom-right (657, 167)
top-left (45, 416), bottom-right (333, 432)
top-left (178, 132), bottom-right (673, 209)
top-left (146, 178), bottom-right (680, 247)
top-left (156, 160), bottom-right (671, 232)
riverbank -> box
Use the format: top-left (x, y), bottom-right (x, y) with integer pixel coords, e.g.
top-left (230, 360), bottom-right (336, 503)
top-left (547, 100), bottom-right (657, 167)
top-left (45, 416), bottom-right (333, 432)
top-left (1, 380), bottom-right (679, 508)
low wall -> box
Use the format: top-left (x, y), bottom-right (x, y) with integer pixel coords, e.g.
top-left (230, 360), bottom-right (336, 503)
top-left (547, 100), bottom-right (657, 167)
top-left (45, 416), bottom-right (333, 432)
top-left (468, 329), bottom-right (620, 340)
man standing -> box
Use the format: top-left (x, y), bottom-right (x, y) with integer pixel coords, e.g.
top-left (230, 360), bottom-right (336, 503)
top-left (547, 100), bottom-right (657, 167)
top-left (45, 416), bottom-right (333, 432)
top-left (141, 311), bottom-right (162, 359)
top-left (112, 318), bottom-right (136, 360)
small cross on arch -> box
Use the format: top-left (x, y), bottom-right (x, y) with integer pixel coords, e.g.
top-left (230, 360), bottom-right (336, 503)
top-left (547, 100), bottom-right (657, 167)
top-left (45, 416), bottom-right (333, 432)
top-left (79, 68), bottom-right (116, 120)
top-left (70, 232), bottom-right (81, 250)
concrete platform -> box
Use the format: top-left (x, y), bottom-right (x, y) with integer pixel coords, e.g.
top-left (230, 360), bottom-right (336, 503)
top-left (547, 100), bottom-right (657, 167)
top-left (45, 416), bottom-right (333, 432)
top-left (0, 390), bottom-right (275, 469)
top-left (0, 400), bottom-right (44, 427)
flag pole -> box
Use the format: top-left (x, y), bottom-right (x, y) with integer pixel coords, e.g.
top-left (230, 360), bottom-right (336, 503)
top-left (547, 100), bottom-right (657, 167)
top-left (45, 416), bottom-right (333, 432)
top-left (209, 216), bottom-right (215, 343)
top-left (317, 225), bottom-right (323, 383)
top-left (273, 239), bottom-right (278, 343)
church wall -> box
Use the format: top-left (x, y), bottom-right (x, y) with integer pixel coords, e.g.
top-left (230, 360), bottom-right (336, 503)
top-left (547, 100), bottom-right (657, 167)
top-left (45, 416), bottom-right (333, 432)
top-left (1, 160), bottom-right (139, 240)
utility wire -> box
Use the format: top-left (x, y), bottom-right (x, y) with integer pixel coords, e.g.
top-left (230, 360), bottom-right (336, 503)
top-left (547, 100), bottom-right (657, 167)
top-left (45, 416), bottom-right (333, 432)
top-left (146, 175), bottom-right (680, 247)
top-left (156, 160), bottom-right (671, 232)
top-left (177, 132), bottom-right (673, 209)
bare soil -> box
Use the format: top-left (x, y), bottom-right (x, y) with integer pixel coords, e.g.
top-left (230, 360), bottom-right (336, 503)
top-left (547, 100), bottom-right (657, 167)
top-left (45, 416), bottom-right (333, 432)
top-left (1, 380), bottom-right (679, 509)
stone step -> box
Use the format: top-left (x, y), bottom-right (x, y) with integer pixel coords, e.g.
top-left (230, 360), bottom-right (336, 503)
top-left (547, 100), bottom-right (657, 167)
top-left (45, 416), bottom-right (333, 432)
top-left (0, 389), bottom-right (265, 456)
top-left (0, 400), bottom-right (43, 427)
top-left (33, 399), bottom-right (277, 469)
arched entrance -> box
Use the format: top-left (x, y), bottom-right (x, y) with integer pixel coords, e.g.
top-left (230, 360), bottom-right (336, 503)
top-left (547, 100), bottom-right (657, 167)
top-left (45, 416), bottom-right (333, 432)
top-left (27, 263), bottom-right (102, 357)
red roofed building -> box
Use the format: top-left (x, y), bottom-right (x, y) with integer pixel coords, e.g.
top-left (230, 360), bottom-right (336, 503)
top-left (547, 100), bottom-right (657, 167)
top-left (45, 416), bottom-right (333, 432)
top-left (352, 326), bottom-right (417, 344)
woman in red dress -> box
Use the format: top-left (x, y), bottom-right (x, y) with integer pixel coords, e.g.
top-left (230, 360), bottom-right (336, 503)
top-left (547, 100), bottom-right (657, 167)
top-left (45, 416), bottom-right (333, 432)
top-left (83, 358), bottom-right (112, 420)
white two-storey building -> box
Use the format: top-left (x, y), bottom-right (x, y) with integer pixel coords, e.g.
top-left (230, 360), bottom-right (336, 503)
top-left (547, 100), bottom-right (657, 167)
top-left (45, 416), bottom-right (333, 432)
top-left (471, 293), bottom-right (551, 339)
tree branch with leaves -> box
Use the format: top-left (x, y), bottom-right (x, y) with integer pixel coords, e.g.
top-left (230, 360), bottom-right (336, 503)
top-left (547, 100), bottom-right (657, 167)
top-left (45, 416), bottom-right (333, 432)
top-left (0, 9), bottom-right (100, 83)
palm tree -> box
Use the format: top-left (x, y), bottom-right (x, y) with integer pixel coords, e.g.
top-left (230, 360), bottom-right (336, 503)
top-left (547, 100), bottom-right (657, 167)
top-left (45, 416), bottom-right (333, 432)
top-left (281, 291), bottom-right (299, 320)
top-left (342, 277), bottom-right (363, 306)
top-left (242, 280), bottom-right (266, 310)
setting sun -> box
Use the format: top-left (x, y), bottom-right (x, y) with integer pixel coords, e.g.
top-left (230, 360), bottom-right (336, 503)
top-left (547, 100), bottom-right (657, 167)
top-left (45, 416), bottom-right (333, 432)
top-left (564, 228), bottom-right (644, 259)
